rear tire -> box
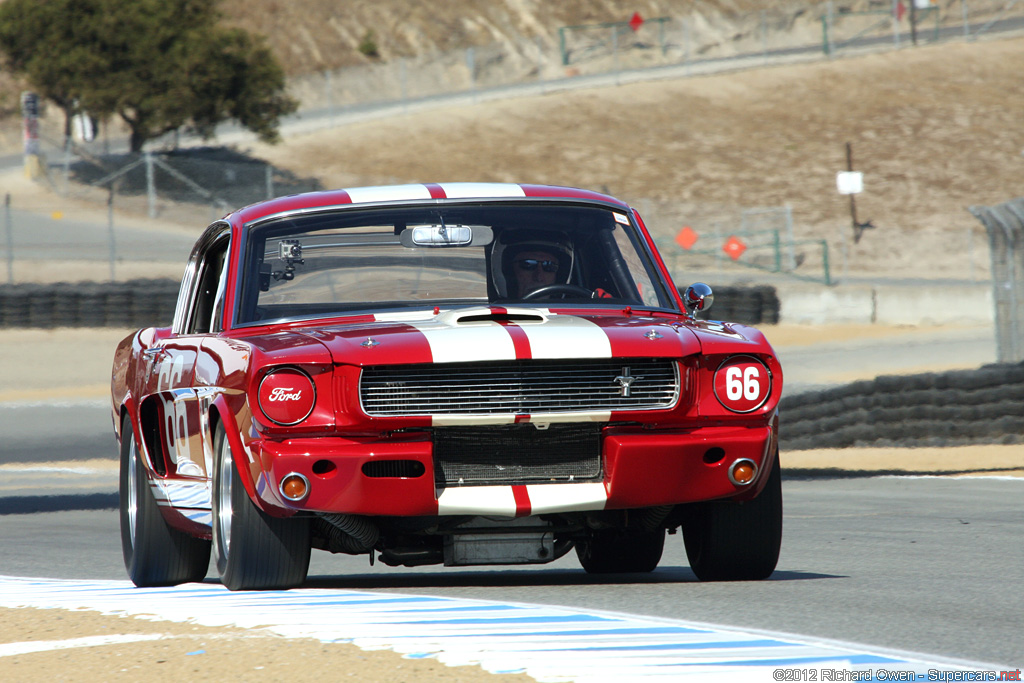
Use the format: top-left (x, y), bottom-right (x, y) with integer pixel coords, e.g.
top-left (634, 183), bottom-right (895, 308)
top-left (681, 451), bottom-right (783, 581)
top-left (576, 528), bottom-right (665, 574)
top-left (211, 424), bottom-right (310, 590)
top-left (119, 414), bottom-right (210, 587)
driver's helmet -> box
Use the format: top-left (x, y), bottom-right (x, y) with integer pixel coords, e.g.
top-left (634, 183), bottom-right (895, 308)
top-left (491, 229), bottom-right (574, 298)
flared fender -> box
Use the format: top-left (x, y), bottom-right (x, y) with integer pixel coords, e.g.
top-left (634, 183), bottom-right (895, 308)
top-left (730, 409), bottom-right (780, 503)
top-left (208, 393), bottom-right (294, 517)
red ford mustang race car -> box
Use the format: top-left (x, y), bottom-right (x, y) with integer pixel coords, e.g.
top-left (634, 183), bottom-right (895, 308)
top-left (111, 183), bottom-right (783, 590)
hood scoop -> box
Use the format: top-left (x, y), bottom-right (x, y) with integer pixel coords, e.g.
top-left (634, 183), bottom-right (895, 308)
top-left (432, 307), bottom-right (549, 326)
top-left (455, 312), bottom-right (545, 325)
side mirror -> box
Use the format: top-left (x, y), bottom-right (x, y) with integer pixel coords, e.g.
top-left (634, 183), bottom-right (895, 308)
top-left (682, 283), bottom-right (713, 319)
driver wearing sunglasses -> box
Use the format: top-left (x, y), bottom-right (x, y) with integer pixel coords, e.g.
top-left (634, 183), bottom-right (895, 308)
top-left (513, 249), bottom-right (561, 297)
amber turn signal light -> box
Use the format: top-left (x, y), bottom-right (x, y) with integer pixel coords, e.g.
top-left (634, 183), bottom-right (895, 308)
top-left (728, 459), bottom-right (758, 486)
top-left (279, 473), bottom-right (310, 501)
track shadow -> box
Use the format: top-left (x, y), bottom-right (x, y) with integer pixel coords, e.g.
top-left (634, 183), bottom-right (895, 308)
top-left (297, 566), bottom-right (842, 590)
top-left (784, 467), bottom-right (1022, 480)
top-left (0, 493), bottom-right (117, 516)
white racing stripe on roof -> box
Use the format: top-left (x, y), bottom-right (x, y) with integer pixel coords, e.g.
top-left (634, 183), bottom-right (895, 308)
top-left (346, 184), bottom-right (433, 204)
top-left (0, 576), bottom-right (1001, 682)
top-left (438, 183), bottom-right (526, 198)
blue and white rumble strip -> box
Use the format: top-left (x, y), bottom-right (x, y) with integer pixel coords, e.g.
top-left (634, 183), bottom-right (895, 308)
top-left (0, 576), bottom-right (1000, 681)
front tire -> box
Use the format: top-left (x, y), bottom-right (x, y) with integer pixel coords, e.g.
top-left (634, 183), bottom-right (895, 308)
top-left (211, 424), bottom-right (310, 590)
top-left (119, 414), bottom-right (210, 587)
top-left (576, 528), bottom-right (665, 574)
top-left (681, 451), bottom-right (783, 581)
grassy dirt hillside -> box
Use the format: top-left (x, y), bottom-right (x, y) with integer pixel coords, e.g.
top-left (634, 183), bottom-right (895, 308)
top-left (246, 36), bottom-right (1024, 281)
top-left (217, 0), bottom-right (772, 74)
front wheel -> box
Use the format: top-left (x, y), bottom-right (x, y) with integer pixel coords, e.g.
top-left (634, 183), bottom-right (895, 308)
top-left (211, 424), bottom-right (310, 590)
top-left (681, 451), bottom-right (783, 581)
top-left (576, 528), bottom-right (665, 574)
top-left (119, 414), bottom-right (210, 587)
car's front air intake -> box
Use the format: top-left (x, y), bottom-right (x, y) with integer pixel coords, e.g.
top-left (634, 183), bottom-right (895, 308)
top-left (433, 423), bottom-right (602, 486)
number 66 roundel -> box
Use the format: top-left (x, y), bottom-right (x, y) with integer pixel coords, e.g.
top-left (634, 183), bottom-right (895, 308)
top-left (713, 355), bottom-right (772, 413)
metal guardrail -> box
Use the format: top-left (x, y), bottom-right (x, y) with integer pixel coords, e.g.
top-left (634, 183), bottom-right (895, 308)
top-left (968, 198), bottom-right (1024, 363)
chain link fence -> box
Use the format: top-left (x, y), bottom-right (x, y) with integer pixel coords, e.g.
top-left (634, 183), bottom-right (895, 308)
top-left (282, 0), bottom-right (1024, 109)
top-left (50, 143), bottom-right (322, 226)
top-left (555, 1), bottom-right (1024, 70)
top-left (969, 199), bottom-right (1024, 363)
top-left (634, 199), bottom-right (834, 286)
top-left (822, 0), bottom-right (1024, 55)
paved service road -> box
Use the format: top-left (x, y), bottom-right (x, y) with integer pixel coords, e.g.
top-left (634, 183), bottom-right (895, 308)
top-left (774, 326), bottom-right (997, 396)
top-left (0, 477), bottom-right (1019, 667)
top-left (0, 400), bottom-right (111, 465)
top-left (4, 207), bottom-right (196, 264)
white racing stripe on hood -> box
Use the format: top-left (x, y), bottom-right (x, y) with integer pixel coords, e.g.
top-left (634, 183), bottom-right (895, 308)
top-left (518, 314), bottom-right (612, 359)
top-left (373, 310), bottom-right (439, 323)
top-left (409, 320), bottom-right (516, 363)
top-left (346, 184), bottom-right (432, 204)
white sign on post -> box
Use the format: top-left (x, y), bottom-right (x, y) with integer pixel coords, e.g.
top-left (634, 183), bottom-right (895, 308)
top-left (836, 171), bottom-right (863, 195)
top-left (73, 113), bottom-right (96, 143)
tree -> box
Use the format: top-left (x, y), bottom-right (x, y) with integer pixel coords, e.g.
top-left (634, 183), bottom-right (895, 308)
top-left (0, 0), bottom-right (297, 151)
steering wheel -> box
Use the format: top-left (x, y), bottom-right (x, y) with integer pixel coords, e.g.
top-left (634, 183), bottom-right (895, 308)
top-left (522, 284), bottom-right (594, 300)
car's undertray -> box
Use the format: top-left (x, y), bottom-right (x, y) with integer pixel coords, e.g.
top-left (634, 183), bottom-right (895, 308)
top-left (309, 506), bottom-right (677, 567)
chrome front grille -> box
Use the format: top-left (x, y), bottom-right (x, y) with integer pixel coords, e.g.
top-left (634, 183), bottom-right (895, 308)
top-left (360, 358), bottom-right (679, 416)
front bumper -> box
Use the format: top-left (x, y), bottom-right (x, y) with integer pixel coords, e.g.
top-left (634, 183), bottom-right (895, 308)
top-left (248, 424), bottom-right (777, 517)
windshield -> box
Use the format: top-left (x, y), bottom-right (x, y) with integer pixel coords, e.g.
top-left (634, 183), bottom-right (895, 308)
top-left (235, 203), bottom-right (674, 326)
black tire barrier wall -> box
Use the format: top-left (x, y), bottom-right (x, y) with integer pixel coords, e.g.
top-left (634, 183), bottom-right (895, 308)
top-left (3, 280), bottom-right (780, 329)
top-left (682, 285), bottom-right (780, 325)
top-left (0, 279), bottom-right (180, 329)
top-left (779, 363), bottom-right (1024, 450)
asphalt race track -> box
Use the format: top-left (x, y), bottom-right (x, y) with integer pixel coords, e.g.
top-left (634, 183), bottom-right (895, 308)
top-left (0, 476), bottom-right (1020, 674)
top-left (0, 328), bottom-right (1016, 678)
